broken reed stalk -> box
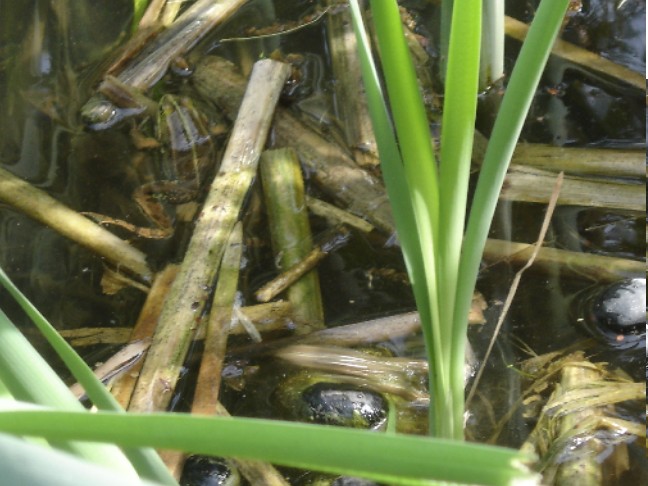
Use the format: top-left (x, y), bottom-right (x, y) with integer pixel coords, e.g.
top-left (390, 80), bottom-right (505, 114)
top-left (0, 167), bottom-right (152, 281)
top-left (326, 0), bottom-right (379, 168)
top-left (128, 59), bottom-right (291, 413)
top-left (306, 196), bottom-right (374, 233)
top-left (112, 264), bottom-right (179, 409)
top-left (227, 301), bottom-right (293, 336)
top-left (192, 222), bottom-right (242, 415)
top-left (505, 15), bottom-right (644, 91)
top-left (192, 56), bottom-right (394, 234)
top-left (473, 131), bottom-right (645, 180)
top-left (482, 238), bottom-right (644, 283)
top-left (511, 144), bottom-right (644, 179)
top-left (275, 344), bottom-right (429, 402)
top-left (182, 222), bottom-right (288, 485)
top-left (231, 297), bottom-right (486, 358)
top-left (518, 354), bottom-right (639, 485)
top-left (255, 225), bottom-right (350, 305)
top-left (543, 361), bottom-right (608, 485)
top-left (105, 0), bottom-right (246, 93)
top-left (500, 165), bottom-right (645, 211)
top-left (259, 148), bottom-right (325, 332)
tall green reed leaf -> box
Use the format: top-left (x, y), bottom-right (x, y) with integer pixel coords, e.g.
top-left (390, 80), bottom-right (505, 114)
top-left (0, 408), bottom-right (541, 486)
top-left (0, 267), bottom-right (175, 485)
top-left (437, 0), bottom-right (481, 439)
top-left (0, 307), bottom-right (139, 476)
top-left (451, 0), bottom-right (571, 429)
top-left (350, 0), bottom-right (571, 440)
top-left (364, 0), bottom-right (450, 437)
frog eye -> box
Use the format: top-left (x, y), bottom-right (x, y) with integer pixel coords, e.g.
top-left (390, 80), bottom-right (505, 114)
top-left (81, 96), bottom-right (144, 131)
top-left (81, 98), bottom-right (119, 130)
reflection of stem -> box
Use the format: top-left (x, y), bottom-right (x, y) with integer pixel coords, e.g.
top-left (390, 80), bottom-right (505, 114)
top-left (0, 167), bottom-right (152, 281)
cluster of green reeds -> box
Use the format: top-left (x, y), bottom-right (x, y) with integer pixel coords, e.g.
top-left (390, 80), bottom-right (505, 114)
top-left (0, 0), bottom-right (569, 484)
top-left (349, 0), bottom-right (570, 439)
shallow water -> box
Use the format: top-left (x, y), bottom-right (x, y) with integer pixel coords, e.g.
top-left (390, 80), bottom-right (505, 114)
top-left (0, 1), bottom-right (645, 484)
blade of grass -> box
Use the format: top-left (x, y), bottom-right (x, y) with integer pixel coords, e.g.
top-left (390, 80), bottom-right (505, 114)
top-left (347, 0), bottom-right (437, 424)
top-left (0, 408), bottom-right (541, 486)
top-left (451, 0), bottom-right (571, 428)
top-left (0, 432), bottom-right (167, 486)
top-left (360, 0), bottom-right (451, 437)
top-left (436, 0), bottom-right (481, 439)
top-left (0, 267), bottom-right (176, 485)
top-left (0, 307), bottom-right (138, 476)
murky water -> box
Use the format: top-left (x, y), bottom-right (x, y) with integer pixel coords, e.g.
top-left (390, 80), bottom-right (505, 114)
top-left (0, 1), bottom-right (645, 484)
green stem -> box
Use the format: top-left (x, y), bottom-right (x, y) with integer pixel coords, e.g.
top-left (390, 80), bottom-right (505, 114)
top-left (0, 409), bottom-right (541, 485)
top-left (437, 0), bottom-right (481, 439)
top-left (368, 0), bottom-right (452, 438)
top-left (451, 0), bottom-right (571, 431)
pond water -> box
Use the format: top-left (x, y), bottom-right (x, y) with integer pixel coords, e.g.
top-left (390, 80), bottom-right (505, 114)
top-left (0, 1), bottom-right (645, 485)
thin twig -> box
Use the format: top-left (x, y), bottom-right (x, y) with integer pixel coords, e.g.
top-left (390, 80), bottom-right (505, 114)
top-left (466, 172), bottom-right (564, 408)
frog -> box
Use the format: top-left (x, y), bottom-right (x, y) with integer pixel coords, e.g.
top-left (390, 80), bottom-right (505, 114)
top-left (85, 94), bottom-right (223, 239)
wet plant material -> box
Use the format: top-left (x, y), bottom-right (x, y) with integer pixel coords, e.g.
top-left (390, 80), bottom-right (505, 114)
top-left (516, 350), bottom-right (645, 484)
top-left (0, 0), bottom-right (646, 485)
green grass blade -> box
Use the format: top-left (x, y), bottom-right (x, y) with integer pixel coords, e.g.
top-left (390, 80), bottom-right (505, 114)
top-left (347, 0), bottom-right (437, 430)
top-left (436, 0), bottom-right (481, 439)
top-left (0, 267), bottom-right (176, 484)
top-left (0, 307), bottom-right (139, 476)
top-left (0, 267), bottom-right (119, 411)
top-left (0, 433), bottom-right (167, 486)
top-left (366, 0), bottom-right (451, 437)
top-left (451, 0), bottom-right (571, 421)
top-left (0, 409), bottom-right (541, 486)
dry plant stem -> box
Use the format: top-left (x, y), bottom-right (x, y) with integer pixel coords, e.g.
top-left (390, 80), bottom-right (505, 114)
top-left (505, 15), bottom-right (644, 90)
top-left (500, 165), bottom-right (644, 211)
top-left (483, 238), bottom-right (644, 283)
top-left (59, 327), bottom-right (132, 346)
top-left (255, 249), bottom-right (328, 303)
top-left (473, 131), bottom-right (645, 180)
top-left (255, 225), bottom-right (350, 304)
top-left (102, 0), bottom-right (246, 94)
top-left (192, 222), bottom-right (242, 415)
top-left (276, 344), bottom-right (429, 401)
top-left (193, 56), bottom-right (394, 235)
top-left (138, 0), bottom-right (167, 28)
top-left (306, 196), bottom-right (375, 233)
top-left (172, 223), bottom-right (288, 484)
top-left (114, 264), bottom-right (179, 409)
top-left (232, 300), bottom-right (485, 357)
top-left (259, 148), bottom-right (325, 331)
top-left (326, 0), bottom-right (379, 168)
top-left (69, 339), bottom-right (152, 399)
top-left (128, 59), bottom-right (291, 413)
top-left (466, 173), bottom-right (564, 409)
top-left (196, 301), bottom-right (294, 339)
top-left (511, 144), bottom-right (645, 179)
top-left (0, 167), bottom-right (152, 281)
